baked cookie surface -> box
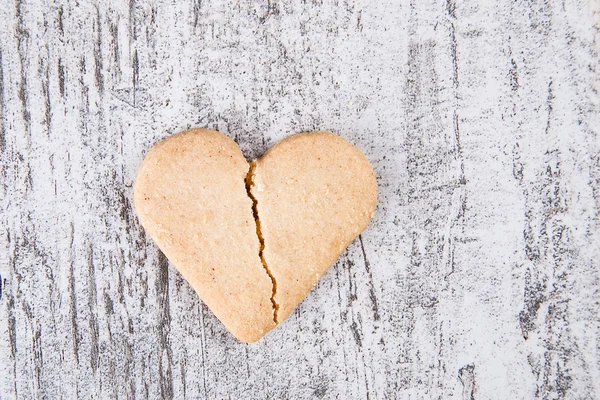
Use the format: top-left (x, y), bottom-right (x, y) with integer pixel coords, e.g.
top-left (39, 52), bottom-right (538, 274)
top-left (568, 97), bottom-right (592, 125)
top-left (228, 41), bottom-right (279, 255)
top-left (134, 129), bottom-right (377, 341)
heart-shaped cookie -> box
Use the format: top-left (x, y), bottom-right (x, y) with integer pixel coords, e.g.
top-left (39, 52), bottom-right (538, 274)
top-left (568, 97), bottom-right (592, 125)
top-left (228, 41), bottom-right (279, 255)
top-left (134, 129), bottom-right (377, 342)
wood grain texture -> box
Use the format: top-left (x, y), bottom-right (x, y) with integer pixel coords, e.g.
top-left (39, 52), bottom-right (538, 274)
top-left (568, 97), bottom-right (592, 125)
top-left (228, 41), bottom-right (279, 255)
top-left (0, 0), bottom-right (599, 398)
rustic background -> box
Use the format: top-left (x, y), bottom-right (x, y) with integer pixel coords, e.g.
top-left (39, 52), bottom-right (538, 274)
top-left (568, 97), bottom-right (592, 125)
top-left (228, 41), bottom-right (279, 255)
top-left (1, 0), bottom-right (599, 398)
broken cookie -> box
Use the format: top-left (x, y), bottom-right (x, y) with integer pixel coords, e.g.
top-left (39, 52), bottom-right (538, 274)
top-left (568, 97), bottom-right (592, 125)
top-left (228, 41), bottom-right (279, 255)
top-left (134, 128), bottom-right (377, 342)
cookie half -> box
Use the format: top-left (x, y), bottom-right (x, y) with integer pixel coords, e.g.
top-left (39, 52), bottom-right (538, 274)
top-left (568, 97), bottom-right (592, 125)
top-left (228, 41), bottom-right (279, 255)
top-left (134, 128), bottom-right (276, 342)
top-left (250, 131), bottom-right (378, 323)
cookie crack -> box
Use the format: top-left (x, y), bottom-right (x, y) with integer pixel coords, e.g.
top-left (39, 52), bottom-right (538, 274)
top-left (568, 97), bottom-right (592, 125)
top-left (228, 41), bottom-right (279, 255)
top-left (245, 161), bottom-right (279, 325)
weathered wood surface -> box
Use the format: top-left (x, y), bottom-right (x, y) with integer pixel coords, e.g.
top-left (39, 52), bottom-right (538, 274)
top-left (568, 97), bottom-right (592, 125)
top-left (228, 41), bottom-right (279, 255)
top-left (1, 0), bottom-right (599, 398)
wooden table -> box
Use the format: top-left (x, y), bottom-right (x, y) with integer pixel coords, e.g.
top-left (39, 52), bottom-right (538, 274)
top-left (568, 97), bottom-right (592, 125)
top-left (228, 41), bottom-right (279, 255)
top-left (1, 0), bottom-right (599, 398)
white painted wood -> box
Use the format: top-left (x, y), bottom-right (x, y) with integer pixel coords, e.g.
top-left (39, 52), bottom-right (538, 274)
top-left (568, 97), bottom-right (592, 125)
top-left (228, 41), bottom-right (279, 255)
top-left (1, 0), bottom-right (599, 398)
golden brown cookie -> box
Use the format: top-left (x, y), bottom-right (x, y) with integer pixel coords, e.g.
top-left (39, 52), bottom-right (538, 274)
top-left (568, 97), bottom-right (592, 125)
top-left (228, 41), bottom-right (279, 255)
top-left (134, 128), bottom-right (377, 341)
